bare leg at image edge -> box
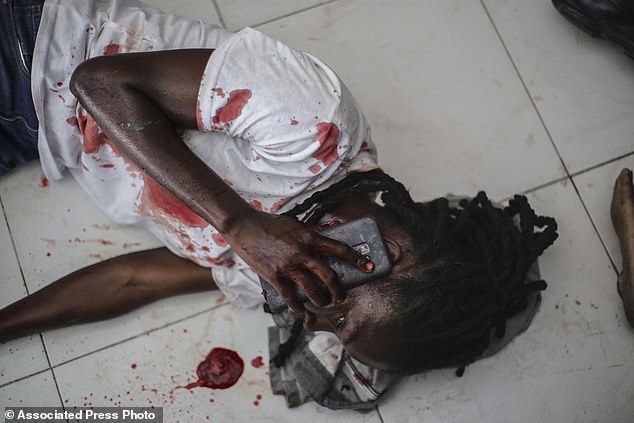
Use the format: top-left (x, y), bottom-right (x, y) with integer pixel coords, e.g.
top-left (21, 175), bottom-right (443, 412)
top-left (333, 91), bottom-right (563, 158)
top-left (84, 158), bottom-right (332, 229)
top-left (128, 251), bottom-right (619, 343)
top-left (611, 168), bottom-right (634, 327)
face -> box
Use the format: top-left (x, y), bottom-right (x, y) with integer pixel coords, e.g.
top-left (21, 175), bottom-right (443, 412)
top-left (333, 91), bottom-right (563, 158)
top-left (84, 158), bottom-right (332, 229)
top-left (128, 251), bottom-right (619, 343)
top-left (302, 223), bottom-right (419, 370)
top-left (303, 283), bottom-right (399, 370)
top-left (301, 202), bottom-right (420, 369)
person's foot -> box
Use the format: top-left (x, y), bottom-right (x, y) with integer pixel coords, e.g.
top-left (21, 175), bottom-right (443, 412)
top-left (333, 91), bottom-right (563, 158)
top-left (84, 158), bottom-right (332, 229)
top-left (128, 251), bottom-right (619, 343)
top-left (610, 168), bottom-right (634, 326)
top-left (552, 0), bottom-right (634, 58)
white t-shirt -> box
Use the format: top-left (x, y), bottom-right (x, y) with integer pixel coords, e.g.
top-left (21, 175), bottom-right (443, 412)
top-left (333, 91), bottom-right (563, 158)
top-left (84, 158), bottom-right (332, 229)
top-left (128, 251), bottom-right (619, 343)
top-left (32, 0), bottom-right (378, 307)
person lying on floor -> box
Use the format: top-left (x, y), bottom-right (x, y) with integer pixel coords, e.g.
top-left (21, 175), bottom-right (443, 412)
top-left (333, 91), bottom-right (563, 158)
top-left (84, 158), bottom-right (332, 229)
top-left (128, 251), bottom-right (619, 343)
top-left (0, 0), bottom-right (559, 410)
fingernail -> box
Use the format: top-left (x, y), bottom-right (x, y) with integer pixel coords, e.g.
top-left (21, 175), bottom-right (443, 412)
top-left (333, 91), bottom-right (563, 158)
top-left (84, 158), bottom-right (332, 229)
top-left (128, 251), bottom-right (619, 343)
top-left (335, 297), bottom-right (346, 305)
top-left (360, 255), bottom-right (374, 272)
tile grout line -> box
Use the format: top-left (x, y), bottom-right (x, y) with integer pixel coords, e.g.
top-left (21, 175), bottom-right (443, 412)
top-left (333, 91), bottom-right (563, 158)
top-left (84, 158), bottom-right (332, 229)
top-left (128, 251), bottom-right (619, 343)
top-left (44, 302), bottom-right (231, 372)
top-left (478, 0), bottom-right (619, 274)
top-left (1, 191), bottom-right (63, 404)
top-left (0, 302), bottom-right (230, 390)
top-left (569, 150), bottom-right (634, 271)
top-left (0, 367), bottom-right (49, 390)
top-left (375, 404), bottom-right (386, 423)
top-left (568, 151), bottom-right (634, 179)
top-left (0, 194), bottom-right (31, 296)
top-left (568, 149), bottom-right (633, 274)
top-left (478, 0), bottom-right (571, 179)
top-left (570, 172), bottom-right (619, 273)
top-left (252, 0), bottom-right (340, 29)
top-left (210, 0), bottom-right (226, 28)
top-left (39, 332), bottom-right (67, 410)
top-left (506, 150), bottom-right (634, 200)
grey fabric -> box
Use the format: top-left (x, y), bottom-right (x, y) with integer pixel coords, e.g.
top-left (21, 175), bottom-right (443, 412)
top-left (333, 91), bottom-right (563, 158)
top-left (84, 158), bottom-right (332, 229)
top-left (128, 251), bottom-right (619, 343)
top-left (268, 313), bottom-right (396, 411)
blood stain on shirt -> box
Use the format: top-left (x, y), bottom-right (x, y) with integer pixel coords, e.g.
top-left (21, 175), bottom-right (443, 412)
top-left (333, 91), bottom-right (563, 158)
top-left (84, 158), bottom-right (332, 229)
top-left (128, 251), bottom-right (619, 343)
top-left (212, 233), bottom-right (227, 247)
top-left (103, 43), bottom-right (121, 55)
top-left (40, 177), bottom-right (49, 187)
top-left (138, 175), bottom-right (209, 229)
top-left (290, 118), bottom-right (299, 126)
top-left (313, 122), bottom-right (340, 166)
top-left (206, 256), bottom-right (225, 266)
top-left (309, 164), bottom-right (321, 174)
top-left (183, 348), bottom-right (244, 390)
top-left (212, 89), bottom-right (252, 127)
top-left (77, 112), bottom-right (110, 155)
top-left (271, 197), bottom-right (292, 213)
top-left (212, 88), bottom-right (225, 98)
top-left (66, 116), bottom-right (78, 127)
top-left (249, 199), bottom-right (263, 211)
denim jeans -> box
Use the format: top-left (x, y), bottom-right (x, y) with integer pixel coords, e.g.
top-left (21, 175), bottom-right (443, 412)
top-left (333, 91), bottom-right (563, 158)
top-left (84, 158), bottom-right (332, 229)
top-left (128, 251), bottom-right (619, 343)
top-left (0, 0), bottom-right (44, 176)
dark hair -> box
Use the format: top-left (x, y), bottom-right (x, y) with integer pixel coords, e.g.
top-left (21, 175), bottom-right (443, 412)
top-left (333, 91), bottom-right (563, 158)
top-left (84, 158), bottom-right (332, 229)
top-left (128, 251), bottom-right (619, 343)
top-left (273, 169), bottom-right (558, 375)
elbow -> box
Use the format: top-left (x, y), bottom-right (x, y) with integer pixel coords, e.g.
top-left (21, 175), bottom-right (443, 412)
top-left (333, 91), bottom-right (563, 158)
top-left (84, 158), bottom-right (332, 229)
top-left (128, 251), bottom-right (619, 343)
top-left (70, 57), bottom-right (100, 103)
top-left (70, 56), bottom-right (126, 106)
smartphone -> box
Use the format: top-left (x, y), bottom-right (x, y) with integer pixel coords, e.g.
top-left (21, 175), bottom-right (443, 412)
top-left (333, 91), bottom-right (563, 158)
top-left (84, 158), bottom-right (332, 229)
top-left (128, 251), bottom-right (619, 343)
top-left (259, 217), bottom-right (392, 313)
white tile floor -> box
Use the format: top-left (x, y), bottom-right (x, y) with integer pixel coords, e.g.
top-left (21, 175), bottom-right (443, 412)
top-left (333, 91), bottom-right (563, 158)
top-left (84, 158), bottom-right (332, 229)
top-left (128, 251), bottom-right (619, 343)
top-left (1, 0), bottom-right (633, 421)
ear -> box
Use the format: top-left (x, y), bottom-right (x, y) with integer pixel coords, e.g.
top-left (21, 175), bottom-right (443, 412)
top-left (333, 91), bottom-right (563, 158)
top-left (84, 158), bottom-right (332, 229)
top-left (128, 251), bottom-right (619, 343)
top-left (384, 238), bottom-right (402, 264)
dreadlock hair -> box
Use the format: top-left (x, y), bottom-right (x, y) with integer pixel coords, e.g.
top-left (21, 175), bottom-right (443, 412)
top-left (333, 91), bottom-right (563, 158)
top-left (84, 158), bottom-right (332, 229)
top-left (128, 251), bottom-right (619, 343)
top-left (272, 168), bottom-right (558, 375)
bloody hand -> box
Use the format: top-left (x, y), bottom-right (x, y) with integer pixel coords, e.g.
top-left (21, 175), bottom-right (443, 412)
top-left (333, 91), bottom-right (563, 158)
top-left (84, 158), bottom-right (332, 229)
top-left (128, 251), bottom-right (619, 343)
top-left (224, 209), bottom-right (373, 314)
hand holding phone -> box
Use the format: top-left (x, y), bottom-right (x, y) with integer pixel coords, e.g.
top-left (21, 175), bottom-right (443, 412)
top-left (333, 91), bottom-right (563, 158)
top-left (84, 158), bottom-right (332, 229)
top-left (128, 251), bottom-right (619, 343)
top-left (260, 217), bottom-right (392, 313)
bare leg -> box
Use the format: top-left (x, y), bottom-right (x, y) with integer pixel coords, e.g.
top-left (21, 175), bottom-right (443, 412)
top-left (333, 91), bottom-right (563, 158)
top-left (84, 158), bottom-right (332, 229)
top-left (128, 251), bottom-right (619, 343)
top-left (610, 168), bottom-right (634, 327)
top-left (0, 248), bottom-right (216, 342)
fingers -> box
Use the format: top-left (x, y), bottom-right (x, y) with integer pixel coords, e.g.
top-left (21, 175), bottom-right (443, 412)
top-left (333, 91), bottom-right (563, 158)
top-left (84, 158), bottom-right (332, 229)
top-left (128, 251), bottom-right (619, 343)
top-left (285, 269), bottom-right (329, 307)
top-left (273, 278), bottom-right (306, 316)
top-left (314, 236), bottom-right (374, 273)
top-left (305, 258), bottom-right (345, 303)
top-left (310, 236), bottom-right (374, 303)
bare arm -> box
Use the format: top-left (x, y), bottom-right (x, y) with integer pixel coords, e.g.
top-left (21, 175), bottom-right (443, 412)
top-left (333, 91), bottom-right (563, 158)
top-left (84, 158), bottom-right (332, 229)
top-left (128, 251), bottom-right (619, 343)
top-left (70, 49), bottom-right (246, 231)
top-left (69, 49), bottom-right (371, 312)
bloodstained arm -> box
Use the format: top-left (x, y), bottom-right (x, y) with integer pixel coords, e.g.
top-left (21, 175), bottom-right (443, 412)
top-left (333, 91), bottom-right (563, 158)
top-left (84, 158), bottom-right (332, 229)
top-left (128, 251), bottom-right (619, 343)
top-left (70, 49), bottom-right (372, 312)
